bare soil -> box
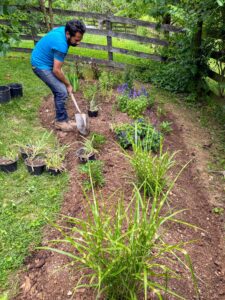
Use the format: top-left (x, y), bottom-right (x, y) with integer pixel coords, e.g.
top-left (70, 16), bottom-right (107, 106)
top-left (13, 89), bottom-right (225, 300)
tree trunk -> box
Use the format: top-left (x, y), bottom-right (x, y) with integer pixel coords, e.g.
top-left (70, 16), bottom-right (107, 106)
top-left (193, 20), bottom-right (204, 98)
top-left (48, 0), bottom-right (54, 30)
top-left (39, 0), bottom-right (50, 31)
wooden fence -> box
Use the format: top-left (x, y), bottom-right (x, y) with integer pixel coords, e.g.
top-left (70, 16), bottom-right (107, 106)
top-left (1, 5), bottom-right (224, 83)
top-left (1, 5), bottom-right (185, 68)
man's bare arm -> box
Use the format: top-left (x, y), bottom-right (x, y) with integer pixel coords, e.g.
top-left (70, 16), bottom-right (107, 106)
top-left (53, 59), bottom-right (73, 93)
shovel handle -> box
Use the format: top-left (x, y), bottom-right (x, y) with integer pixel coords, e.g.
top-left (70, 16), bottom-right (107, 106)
top-left (70, 93), bottom-right (81, 114)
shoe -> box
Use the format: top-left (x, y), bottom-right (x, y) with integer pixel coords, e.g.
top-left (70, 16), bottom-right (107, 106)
top-left (55, 120), bottom-right (75, 132)
top-left (68, 120), bottom-right (76, 129)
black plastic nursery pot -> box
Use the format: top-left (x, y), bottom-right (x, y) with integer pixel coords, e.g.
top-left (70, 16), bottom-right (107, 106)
top-left (47, 168), bottom-right (63, 176)
top-left (0, 158), bottom-right (18, 173)
top-left (0, 86), bottom-right (11, 103)
top-left (88, 110), bottom-right (98, 117)
top-left (25, 158), bottom-right (46, 176)
top-left (20, 147), bottom-right (33, 161)
top-left (76, 147), bottom-right (96, 163)
top-left (8, 83), bottom-right (23, 98)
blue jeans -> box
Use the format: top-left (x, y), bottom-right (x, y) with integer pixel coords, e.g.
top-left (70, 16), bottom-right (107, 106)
top-left (32, 66), bottom-right (68, 121)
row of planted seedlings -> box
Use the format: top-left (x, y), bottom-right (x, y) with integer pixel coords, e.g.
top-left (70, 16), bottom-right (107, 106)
top-left (75, 132), bottom-right (107, 191)
top-left (41, 70), bottom-right (199, 299)
top-left (0, 132), bottom-right (68, 176)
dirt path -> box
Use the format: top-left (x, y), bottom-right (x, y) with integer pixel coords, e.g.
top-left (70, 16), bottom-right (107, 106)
top-left (13, 90), bottom-right (225, 300)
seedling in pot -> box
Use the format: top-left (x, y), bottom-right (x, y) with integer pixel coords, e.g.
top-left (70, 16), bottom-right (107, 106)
top-left (0, 148), bottom-right (18, 173)
top-left (45, 145), bottom-right (68, 176)
top-left (23, 132), bottom-right (52, 175)
top-left (76, 136), bottom-right (98, 163)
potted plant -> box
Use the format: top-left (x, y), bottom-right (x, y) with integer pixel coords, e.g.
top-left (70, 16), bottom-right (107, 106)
top-left (8, 83), bottom-right (23, 98)
top-left (0, 149), bottom-right (18, 173)
top-left (0, 85), bottom-right (11, 103)
top-left (23, 133), bottom-right (51, 175)
top-left (17, 143), bottom-right (34, 160)
top-left (83, 85), bottom-right (99, 117)
top-left (88, 97), bottom-right (99, 117)
top-left (76, 137), bottom-right (98, 163)
top-left (45, 145), bottom-right (68, 176)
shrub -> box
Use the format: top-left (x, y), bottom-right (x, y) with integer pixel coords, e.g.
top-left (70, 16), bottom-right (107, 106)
top-left (126, 96), bottom-right (148, 119)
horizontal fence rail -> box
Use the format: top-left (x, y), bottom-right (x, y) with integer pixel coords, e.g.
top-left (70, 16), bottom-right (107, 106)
top-left (2, 5), bottom-right (225, 82)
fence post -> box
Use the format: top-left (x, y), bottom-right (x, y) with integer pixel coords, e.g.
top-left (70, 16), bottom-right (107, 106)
top-left (106, 19), bottom-right (113, 62)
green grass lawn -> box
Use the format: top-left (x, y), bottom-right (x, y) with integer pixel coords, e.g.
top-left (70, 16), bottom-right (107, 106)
top-left (0, 57), bottom-right (69, 295)
top-left (16, 32), bottom-right (157, 65)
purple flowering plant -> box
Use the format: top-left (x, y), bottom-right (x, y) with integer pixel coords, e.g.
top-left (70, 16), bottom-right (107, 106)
top-left (117, 83), bottom-right (149, 99)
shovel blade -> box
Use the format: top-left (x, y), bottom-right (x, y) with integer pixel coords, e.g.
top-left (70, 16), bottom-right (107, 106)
top-left (75, 113), bottom-right (89, 136)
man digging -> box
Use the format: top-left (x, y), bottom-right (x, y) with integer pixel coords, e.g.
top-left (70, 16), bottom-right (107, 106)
top-left (31, 20), bottom-right (86, 132)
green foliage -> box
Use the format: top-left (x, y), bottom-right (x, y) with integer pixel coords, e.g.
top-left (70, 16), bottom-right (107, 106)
top-left (83, 84), bottom-right (97, 103)
top-left (99, 71), bottom-right (122, 96)
top-left (116, 94), bottom-right (129, 112)
top-left (117, 94), bottom-right (148, 119)
top-left (160, 121), bottom-right (173, 134)
top-left (81, 136), bottom-right (98, 156)
top-left (79, 160), bottom-right (105, 191)
top-left (45, 144), bottom-right (68, 171)
top-left (43, 184), bottom-right (198, 299)
top-left (67, 72), bottom-right (79, 92)
top-left (90, 132), bottom-right (106, 149)
top-left (113, 120), bottom-right (162, 152)
top-left (128, 142), bottom-right (176, 196)
top-left (126, 95), bottom-right (148, 119)
top-left (123, 67), bottom-right (135, 89)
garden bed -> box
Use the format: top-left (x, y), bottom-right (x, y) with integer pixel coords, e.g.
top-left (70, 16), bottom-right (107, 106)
top-left (13, 86), bottom-right (225, 300)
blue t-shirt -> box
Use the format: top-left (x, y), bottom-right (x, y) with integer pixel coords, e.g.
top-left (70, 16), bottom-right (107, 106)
top-left (31, 26), bottom-right (69, 70)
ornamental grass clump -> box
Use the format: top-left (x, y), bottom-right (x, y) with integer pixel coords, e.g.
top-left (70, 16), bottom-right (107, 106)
top-left (127, 141), bottom-right (177, 197)
top-left (42, 179), bottom-right (199, 299)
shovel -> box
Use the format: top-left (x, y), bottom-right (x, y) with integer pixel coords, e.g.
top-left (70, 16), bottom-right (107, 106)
top-left (70, 93), bottom-right (89, 136)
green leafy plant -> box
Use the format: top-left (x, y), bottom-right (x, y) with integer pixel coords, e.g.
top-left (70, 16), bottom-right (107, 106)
top-left (67, 72), bottom-right (79, 92)
top-left (126, 95), bottom-right (148, 119)
top-left (0, 147), bottom-right (18, 162)
top-left (117, 94), bottom-right (148, 119)
top-left (160, 121), bottom-right (173, 134)
top-left (113, 120), bottom-right (162, 152)
top-left (42, 183), bottom-right (199, 299)
top-left (79, 160), bottom-right (105, 190)
top-left (212, 207), bottom-right (224, 215)
top-left (127, 142), bottom-right (176, 196)
top-left (45, 144), bottom-right (68, 171)
top-left (156, 106), bottom-right (166, 117)
top-left (116, 94), bottom-right (129, 112)
top-left (81, 136), bottom-right (98, 156)
top-left (83, 84), bottom-right (97, 102)
top-left (90, 133), bottom-right (106, 149)
top-left (99, 71), bottom-right (122, 96)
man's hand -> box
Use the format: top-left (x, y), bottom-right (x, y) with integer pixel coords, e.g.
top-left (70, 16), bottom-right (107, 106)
top-left (66, 84), bottom-right (73, 94)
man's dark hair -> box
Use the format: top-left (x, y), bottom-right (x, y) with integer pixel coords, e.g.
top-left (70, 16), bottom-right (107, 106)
top-left (65, 20), bottom-right (86, 36)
